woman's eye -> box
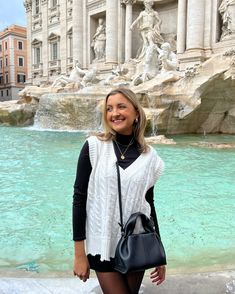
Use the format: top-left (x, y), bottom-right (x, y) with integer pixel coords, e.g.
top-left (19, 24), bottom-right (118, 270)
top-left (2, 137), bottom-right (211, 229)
top-left (106, 106), bottom-right (112, 112)
top-left (119, 105), bottom-right (126, 109)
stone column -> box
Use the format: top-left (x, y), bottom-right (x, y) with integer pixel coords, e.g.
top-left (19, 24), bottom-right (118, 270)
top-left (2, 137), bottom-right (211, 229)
top-left (186, 0), bottom-right (205, 50)
top-left (41, 0), bottom-right (48, 81)
top-left (122, 0), bottom-right (136, 61)
top-left (211, 0), bottom-right (220, 44)
top-left (177, 0), bottom-right (187, 54)
top-left (106, 0), bottom-right (119, 64)
top-left (118, 3), bottom-right (126, 63)
top-left (73, 0), bottom-right (83, 65)
top-left (203, 0), bottom-right (212, 53)
top-left (24, 1), bottom-right (32, 83)
top-left (60, 0), bottom-right (67, 74)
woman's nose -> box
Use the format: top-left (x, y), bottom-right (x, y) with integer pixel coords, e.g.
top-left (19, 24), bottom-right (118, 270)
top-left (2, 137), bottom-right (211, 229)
top-left (112, 108), bottom-right (119, 116)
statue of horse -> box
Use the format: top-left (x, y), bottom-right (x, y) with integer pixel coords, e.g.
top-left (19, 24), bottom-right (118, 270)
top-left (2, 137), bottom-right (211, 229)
top-left (51, 61), bottom-right (86, 88)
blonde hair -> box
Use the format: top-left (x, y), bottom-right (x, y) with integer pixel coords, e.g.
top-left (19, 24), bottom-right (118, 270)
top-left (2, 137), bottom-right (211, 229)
top-left (96, 87), bottom-right (148, 153)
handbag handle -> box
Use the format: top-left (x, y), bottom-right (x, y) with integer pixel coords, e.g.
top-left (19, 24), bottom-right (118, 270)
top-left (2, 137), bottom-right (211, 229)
top-left (116, 161), bottom-right (124, 233)
top-left (122, 212), bottom-right (155, 237)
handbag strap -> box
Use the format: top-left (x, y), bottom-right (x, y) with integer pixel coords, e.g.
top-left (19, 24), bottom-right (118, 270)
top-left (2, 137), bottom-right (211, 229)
top-left (116, 163), bottom-right (162, 238)
top-left (116, 161), bottom-right (124, 233)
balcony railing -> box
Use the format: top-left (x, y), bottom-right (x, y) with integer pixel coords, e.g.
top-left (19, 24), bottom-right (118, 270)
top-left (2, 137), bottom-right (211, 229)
top-left (49, 5), bottom-right (60, 14)
top-left (32, 63), bottom-right (43, 77)
top-left (32, 63), bottom-right (43, 70)
top-left (48, 59), bottom-right (61, 68)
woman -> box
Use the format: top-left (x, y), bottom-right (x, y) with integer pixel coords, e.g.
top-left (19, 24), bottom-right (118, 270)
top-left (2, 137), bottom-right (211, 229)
top-left (73, 88), bottom-right (166, 294)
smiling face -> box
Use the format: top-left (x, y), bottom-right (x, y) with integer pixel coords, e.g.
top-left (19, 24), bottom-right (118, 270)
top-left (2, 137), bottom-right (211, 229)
top-left (106, 93), bottom-right (139, 135)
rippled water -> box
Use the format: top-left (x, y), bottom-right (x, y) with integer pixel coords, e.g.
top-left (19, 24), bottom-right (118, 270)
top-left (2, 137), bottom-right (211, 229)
top-left (0, 127), bottom-right (235, 275)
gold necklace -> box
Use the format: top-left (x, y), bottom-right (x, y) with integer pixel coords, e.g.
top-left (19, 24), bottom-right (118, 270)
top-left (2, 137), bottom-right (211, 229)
top-left (114, 138), bottom-right (134, 160)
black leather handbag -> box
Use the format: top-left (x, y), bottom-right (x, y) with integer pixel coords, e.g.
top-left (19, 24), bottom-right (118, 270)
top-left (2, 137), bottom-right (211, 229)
top-left (114, 162), bottom-right (167, 274)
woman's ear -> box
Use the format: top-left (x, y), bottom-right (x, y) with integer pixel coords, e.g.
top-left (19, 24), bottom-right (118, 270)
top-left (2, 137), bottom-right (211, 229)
top-left (136, 111), bottom-right (140, 120)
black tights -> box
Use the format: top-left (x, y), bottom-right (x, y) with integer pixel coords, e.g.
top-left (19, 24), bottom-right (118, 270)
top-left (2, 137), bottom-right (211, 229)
top-left (96, 270), bottom-right (145, 294)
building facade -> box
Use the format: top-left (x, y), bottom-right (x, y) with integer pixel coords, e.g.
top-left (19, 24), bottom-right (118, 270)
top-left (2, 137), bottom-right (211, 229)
top-left (0, 25), bottom-right (27, 101)
top-left (24, 0), bottom-right (235, 85)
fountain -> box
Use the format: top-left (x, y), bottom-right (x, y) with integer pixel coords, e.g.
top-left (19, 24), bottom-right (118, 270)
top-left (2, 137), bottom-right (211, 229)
top-left (1, 2), bottom-right (235, 286)
top-left (1, 3), bottom-right (235, 137)
top-left (5, 50), bottom-right (231, 136)
top-left (33, 92), bottom-right (105, 131)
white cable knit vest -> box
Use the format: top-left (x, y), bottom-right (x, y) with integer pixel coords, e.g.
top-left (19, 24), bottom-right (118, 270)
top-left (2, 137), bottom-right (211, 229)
top-left (86, 136), bottom-right (164, 261)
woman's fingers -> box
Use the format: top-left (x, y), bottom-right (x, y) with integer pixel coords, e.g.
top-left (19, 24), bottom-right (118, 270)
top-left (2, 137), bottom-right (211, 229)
top-left (150, 266), bottom-right (166, 285)
top-left (73, 255), bottom-right (90, 282)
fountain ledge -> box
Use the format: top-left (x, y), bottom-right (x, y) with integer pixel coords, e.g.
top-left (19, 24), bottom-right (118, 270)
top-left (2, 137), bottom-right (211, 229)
top-left (145, 135), bottom-right (176, 145)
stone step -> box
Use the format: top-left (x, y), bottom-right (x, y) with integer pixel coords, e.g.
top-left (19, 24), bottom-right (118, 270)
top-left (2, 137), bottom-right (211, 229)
top-left (0, 271), bottom-right (234, 294)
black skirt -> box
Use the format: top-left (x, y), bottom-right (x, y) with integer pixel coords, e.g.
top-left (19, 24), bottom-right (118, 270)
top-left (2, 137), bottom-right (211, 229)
top-left (87, 254), bottom-right (116, 272)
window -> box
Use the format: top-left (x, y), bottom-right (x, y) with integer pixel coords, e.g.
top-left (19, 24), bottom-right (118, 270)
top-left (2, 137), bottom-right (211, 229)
top-left (48, 33), bottom-right (60, 62)
top-left (18, 41), bottom-right (23, 50)
top-left (5, 57), bottom-right (8, 67)
top-left (17, 74), bottom-right (26, 83)
top-left (52, 42), bottom-right (58, 60)
top-left (32, 39), bottom-right (42, 64)
top-left (52, 0), bottom-right (57, 7)
top-left (68, 36), bottom-right (73, 57)
top-left (1, 90), bottom-right (3, 97)
top-left (5, 42), bottom-right (7, 50)
top-left (35, 47), bottom-right (41, 64)
top-left (18, 57), bottom-right (24, 67)
top-left (5, 74), bottom-right (8, 84)
top-left (35, 0), bottom-right (40, 14)
top-left (0, 76), bottom-right (3, 84)
top-left (0, 59), bottom-right (2, 68)
top-left (0, 44), bottom-right (2, 52)
top-left (6, 89), bottom-right (8, 96)
top-left (67, 28), bottom-right (73, 58)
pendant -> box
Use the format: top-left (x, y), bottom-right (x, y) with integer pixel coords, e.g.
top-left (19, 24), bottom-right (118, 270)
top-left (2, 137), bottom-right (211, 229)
top-left (121, 155), bottom-right (125, 160)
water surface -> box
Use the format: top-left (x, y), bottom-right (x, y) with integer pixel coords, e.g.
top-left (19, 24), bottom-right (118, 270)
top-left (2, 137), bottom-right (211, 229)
top-left (0, 127), bottom-right (234, 275)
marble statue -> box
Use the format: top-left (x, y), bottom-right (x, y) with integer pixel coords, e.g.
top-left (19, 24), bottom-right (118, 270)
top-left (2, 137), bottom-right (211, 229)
top-left (91, 18), bottom-right (106, 61)
top-left (132, 42), bottom-right (178, 85)
top-left (158, 43), bottom-right (178, 72)
top-left (81, 67), bottom-right (99, 88)
top-left (103, 64), bottom-right (130, 85)
top-left (132, 43), bottom-right (160, 85)
top-left (130, 0), bottom-right (163, 59)
top-left (51, 60), bottom-right (85, 88)
top-left (219, 0), bottom-right (235, 40)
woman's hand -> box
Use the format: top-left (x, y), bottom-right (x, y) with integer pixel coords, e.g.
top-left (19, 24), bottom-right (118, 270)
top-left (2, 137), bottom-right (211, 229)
top-left (150, 265), bottom-right (166, 285)
top-left (73, 255), bottom-right (90, 282)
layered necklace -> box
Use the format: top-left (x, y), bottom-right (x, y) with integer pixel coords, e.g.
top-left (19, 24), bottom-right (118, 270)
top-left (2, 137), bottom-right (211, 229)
top-left (114, 137), bottom-right (134, 160)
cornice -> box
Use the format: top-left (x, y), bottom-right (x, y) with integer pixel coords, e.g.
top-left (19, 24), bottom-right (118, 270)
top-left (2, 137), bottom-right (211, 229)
top-left (23, 0), bottom-right (32, 12)
top-left (121, 0), bottom-right (137, 5)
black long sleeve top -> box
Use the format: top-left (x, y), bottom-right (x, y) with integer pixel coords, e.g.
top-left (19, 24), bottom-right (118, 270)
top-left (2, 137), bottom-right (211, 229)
top-left (72, 134), bottom-right (161, 241)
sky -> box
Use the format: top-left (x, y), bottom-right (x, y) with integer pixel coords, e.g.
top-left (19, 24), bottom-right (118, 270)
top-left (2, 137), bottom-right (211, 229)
top-left (0, 1), bottom-right (26, 31)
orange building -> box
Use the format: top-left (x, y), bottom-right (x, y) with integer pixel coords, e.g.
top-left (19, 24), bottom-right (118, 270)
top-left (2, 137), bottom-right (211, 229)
top-left (0, 25), bottom-right (27, 101)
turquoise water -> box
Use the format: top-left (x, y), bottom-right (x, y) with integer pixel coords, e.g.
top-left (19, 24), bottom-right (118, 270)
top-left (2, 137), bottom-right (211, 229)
top-left (0, 126), bottom-right (235, 274)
